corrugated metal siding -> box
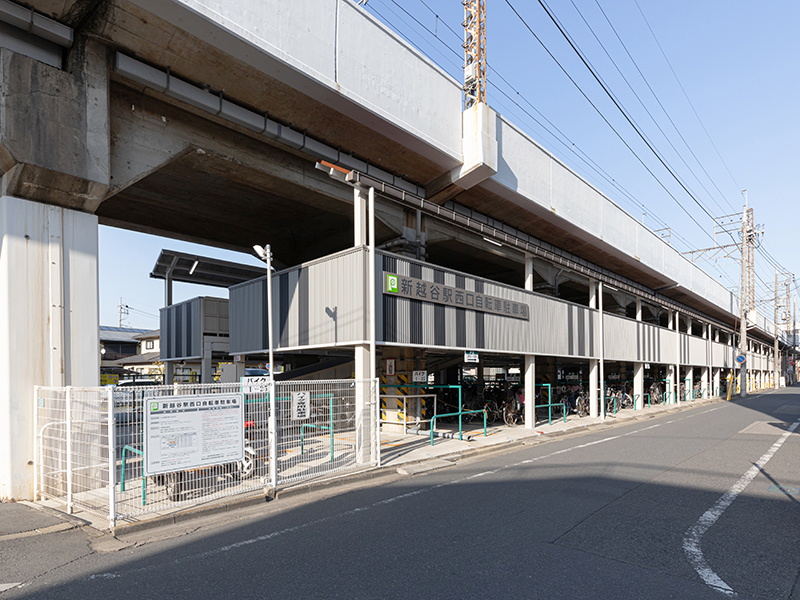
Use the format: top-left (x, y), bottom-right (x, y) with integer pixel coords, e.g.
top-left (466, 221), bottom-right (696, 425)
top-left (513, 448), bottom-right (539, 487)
top-left (229, 247), bottom-right (367, 354)
top-left (660, 329), bottom-right (678, 365)
top-left (159, 298), bottom-right (203, 360)
top-left (712, 342), bottom-right (732, 368)
top-left (380, 255), bottom-right (596, 356)
top-left (688, 335), bottom-right (708, 366)
top-left (603, 314), bottom-right (637, 361)
top-left (603, 315), bottom-right (669, 363)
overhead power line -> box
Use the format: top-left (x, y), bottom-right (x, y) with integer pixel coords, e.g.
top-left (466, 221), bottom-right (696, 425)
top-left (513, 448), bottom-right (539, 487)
top-left (503, 0), bottom-right (721, 249)
top-left (632, 0), bottom-right (742, 203)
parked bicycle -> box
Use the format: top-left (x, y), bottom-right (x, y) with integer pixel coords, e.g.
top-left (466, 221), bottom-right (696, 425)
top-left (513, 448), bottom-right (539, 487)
top-left (649, 382), bottom-right (664, 405)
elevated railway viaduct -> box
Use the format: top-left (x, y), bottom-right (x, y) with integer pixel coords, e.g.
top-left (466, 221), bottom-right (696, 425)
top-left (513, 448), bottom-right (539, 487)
top-left (0, 0), bottom-right (788, 499)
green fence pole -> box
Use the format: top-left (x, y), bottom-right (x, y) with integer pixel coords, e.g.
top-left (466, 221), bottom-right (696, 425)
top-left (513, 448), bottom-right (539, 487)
top-left (329, 394), bottom-right (334, 463)
top-left (121, 445), bottom-right (145, 506)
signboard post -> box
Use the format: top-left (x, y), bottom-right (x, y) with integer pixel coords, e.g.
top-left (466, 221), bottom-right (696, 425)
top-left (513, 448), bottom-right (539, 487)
top-left (143, 393), bottom-right (244, 476)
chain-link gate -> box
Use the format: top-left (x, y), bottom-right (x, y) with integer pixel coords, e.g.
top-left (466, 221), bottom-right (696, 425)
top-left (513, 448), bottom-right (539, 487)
top-left (35, 379), bottom-right (378, 527)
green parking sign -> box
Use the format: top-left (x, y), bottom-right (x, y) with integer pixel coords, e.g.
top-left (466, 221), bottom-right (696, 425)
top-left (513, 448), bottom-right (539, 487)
top-left (386, 273), bottom-right (399, 293)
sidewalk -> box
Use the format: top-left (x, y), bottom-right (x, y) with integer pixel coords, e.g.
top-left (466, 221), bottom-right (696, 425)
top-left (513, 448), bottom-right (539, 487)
top-left (0, 500), bottom-right (87, 541)
top-left (33, 395), bottom-right (725, 534)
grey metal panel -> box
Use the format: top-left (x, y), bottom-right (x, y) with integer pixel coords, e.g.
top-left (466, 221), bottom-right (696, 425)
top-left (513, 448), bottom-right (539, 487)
top-left (688, 335), bottom-right (707, 366)
top-left (712, 342), bottom-right (732, 368)
top-left (229, 247), bottom-right (367, 353)
top-left (229, 275), bottom-right (264, 354)
top-left (603, 314), bottom-right (638, 362)
top-left (159, 297), bottom-right (203, 360)
top-left (660, 329), bottom-right (678, 365)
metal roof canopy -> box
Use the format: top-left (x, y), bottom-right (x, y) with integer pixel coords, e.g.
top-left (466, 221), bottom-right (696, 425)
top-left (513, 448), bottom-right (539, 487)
top-left (150, 249), bottom-right (267, 289)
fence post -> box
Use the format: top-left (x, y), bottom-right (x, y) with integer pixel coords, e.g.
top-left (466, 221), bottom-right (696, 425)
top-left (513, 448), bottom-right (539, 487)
top-left (65, 386), bottom-right (73, 514)
top-left (107, 386), bottom-right (116, 529)
top-left (268, 380), bottom-right (277, 490)
top-left (33, 386), bottom-right (40, 501)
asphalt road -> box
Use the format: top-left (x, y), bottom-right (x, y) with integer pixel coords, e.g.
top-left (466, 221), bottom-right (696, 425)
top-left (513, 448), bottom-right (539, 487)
top-left (3, 388), bottom-right (800, 599)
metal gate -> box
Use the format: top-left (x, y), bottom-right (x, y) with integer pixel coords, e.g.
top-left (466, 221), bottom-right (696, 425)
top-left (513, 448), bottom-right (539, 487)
top-left (35, 379), bottom-right (378, 527)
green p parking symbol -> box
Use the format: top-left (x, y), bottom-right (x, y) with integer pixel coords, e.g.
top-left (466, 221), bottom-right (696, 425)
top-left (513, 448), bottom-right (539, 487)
top-left (386, 274), bottom-right (399, 294)
top-left (150, 402), bottom-right (159, 412)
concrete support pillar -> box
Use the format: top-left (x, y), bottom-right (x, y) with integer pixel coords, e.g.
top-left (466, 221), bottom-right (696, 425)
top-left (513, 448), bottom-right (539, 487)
top-left (713, 368), bottom-right (721, 397)
top-left (354, 187), bottom-right (367, 246)
top-left (524, 355), bottom-right (535, 428)
top-left (165, 361), bottom-right (174, 385)
top-left (589, 279), bottom-right (599, 417)
top-left (201, 345), bottom-right (213, 384)
top-left (684, 366), bottom-right (693, 401)
top-left (701, 367), bottom-right (709, 399)
top-left (674, 310), bottom-right (681, 404)
top-left (234, 355), bottom-right (246, 381)
top-left (589, 360), bottom-right (599, 418)
top-left (599, 282), bottom-right (605, 418)
top-left (634, 362), bottom-right (644, 410)
top-left (0, 198), bottom-right (100, 500)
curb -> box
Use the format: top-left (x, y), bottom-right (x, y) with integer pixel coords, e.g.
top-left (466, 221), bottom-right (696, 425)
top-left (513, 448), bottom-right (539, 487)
top-left (106, 396), bottom-right (725, 535)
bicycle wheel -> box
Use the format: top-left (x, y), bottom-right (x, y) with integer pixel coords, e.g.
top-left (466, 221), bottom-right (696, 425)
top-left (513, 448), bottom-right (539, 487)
top-left (503, 407), bottom-right (518, 427)
top-left (577, 396), bottom-right (588, 417)
top-left (483, 403), bottom-right (497, 425)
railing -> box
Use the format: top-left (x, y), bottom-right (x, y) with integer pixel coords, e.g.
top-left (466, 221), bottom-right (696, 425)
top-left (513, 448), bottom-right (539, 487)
top-left (120, 445), bottom-right (145, 506)
top-left (300, 394), bottom-right (334, 462)
top-left (534, 401), bottom-right (566, 425)
top-left (36, 379), bottom-right (378, 529)
top-left (429, 410), bottom-right (487, 445)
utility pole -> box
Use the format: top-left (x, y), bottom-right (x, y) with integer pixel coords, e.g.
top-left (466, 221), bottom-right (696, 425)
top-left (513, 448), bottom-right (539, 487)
top-left (463, 0), bottom-right (486, 108)
top-left (775, 267), bottom-right (780, 388)
top-left (738, 196), bottom-right (749, 396)
top-left (117, 297), bottom-right (129, 328)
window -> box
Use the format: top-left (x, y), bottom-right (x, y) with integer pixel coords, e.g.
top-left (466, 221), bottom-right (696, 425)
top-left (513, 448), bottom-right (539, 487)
top-left (145, 340), bottom-right (154, 350)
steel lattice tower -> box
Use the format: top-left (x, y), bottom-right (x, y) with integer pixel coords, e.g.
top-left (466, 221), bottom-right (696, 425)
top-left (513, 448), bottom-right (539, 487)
top-left (463, 0), bottom-right (486, 108)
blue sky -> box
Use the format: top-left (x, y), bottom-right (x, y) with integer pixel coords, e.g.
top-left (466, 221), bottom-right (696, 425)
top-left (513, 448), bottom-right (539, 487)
top-left (100, 0), bottom-right (800, 329)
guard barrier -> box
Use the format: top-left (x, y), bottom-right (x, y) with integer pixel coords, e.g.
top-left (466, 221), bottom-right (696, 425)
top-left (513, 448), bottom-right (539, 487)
top-left (35, 379), bottom-right (378, 528)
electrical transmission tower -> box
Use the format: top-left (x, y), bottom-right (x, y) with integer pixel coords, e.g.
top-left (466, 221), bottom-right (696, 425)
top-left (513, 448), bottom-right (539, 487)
top-left (684, 200), bottom-right (762, 395)
top-left (463, 0), bottom-right (486, 108)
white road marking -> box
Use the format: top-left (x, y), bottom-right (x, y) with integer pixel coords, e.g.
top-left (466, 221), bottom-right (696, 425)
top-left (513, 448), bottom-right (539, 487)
top-left (86, 413), bottom-right (704, 582)
top-left (0, 583), bottom-right (22, 592)
top-left (683, 415), bottom-right (800, 597)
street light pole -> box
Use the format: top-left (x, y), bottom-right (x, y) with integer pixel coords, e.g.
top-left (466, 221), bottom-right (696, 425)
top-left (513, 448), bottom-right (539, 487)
top-left (253, 243), bottom-right (277, 488)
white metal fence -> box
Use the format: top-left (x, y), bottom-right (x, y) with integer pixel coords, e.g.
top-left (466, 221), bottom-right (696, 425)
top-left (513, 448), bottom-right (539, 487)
top-left (35, 379), bottom-right (378, 527)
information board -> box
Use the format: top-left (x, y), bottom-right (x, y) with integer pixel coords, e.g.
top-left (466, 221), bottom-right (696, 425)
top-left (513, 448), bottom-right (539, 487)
top-left (412, 370), bottom-right (428, 383)
top-left (292, 391), bottom-right (310, 420)
top-left (464, 351), bottom-right (479, 363)
top-left (143, 393), bottom-right (244, 476)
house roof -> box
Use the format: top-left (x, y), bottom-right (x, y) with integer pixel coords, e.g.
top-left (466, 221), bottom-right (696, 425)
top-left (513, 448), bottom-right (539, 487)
top-left (133, 329), bottom-right (160, 341)
top-left (115, 351), bottom-right (161, 366)
top-left (100, 326), bottom-right (150, 343)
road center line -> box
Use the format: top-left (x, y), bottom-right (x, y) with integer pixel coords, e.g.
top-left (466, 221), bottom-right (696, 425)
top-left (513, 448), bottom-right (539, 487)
top-left (682, 415), bottom-right (800, 597)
